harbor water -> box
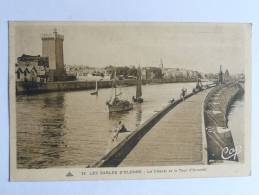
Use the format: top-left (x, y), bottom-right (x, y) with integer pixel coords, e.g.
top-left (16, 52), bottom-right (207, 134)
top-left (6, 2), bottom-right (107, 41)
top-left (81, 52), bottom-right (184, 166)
top-left (227, 93), bottom-right (245, 162)
top-left (16, 82), bottom-right (197, 168)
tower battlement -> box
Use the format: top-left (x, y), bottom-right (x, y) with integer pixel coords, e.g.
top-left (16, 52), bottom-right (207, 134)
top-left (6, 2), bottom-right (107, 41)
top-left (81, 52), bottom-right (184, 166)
top-left (41, 33), bottom-right (64, 40)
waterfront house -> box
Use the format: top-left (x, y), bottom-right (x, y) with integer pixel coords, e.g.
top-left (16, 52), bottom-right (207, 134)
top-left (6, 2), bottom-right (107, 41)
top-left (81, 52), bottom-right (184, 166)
top-left (15, 64), bottom-right (38, 82)
top-left (15, 66), bottom-right (25, 82)
top-left (15, 54), bottom-right (49, 83)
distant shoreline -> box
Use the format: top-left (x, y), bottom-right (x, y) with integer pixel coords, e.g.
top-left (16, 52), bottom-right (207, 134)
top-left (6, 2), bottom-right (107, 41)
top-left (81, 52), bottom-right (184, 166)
top-left (16, 78), bottom-right (199, 95)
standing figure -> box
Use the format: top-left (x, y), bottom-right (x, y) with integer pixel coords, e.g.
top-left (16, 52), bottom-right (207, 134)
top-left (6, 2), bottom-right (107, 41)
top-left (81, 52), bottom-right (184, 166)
top-left (180, 88), bottom-right (187, 101)
top-left (112, 126), bottom-right (119, 142)
top-left (112, 121), bottom-right (128, 142)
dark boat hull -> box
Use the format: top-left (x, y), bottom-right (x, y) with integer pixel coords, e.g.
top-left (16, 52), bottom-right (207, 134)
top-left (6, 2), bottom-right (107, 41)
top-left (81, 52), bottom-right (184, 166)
top-left (90, 91), bottom-right (98, 95)
top-left (133, 97), bottom-right (144, 103)
top-left (107, 103), bottom-right (133, 112)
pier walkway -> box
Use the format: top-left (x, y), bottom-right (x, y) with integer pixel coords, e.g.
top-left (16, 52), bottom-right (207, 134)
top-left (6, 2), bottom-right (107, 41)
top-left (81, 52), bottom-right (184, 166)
top-left (120, 89), bottom-right (211, 166)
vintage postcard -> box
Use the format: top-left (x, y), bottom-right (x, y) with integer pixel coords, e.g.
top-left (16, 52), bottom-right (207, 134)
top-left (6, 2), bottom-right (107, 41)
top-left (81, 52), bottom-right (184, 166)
top-left (9, 22), bottom-right (251, 181)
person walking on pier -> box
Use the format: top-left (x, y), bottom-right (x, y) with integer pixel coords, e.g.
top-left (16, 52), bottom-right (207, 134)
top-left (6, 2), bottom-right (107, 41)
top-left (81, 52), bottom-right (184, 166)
top-left (112, 126), bottom-right (119, 142)
top-left (181, 88), bottom-right (187, 101)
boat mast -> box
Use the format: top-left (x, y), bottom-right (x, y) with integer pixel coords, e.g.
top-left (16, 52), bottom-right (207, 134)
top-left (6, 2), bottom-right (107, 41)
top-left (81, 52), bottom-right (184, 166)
top-left (114, 69), bottom-right (117, 97)
top-left (136, 66), bottom-right (142, 98)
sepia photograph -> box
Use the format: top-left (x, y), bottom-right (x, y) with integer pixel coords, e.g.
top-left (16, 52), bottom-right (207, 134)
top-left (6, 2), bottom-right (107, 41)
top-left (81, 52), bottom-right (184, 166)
top-left (9, 22), bottom-right (251, 180)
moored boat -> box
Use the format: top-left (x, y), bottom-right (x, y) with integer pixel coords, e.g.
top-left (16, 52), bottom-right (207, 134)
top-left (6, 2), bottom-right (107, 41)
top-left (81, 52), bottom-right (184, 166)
top-left (106, 70), bottom-right (133, 112)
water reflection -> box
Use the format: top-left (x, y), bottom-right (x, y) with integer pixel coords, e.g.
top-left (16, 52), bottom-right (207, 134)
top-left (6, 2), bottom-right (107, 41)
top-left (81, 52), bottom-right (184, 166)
top-left (108, 110), bottom-right (132, 121)
top-left (135, 103), bottom-right (142, 127)
top-left (17, 93), bottom-right (68, 168)
top-left (228, 93), bottom-right (244, 162)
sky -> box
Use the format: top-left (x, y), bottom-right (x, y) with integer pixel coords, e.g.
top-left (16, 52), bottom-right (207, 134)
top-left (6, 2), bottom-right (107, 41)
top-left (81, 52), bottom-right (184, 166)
top-left (12, 22), bottom-right (250, 74)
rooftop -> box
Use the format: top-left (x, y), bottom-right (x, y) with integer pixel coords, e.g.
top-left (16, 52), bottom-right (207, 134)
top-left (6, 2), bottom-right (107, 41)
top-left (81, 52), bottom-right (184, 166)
top-left (17, 54), bottom-right (49, 67)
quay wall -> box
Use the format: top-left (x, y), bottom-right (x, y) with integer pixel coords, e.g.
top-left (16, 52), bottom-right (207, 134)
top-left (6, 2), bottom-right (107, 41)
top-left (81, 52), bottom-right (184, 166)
top-left (204, 82), bottom-right (244, 128)
top-left (203, 82), bottom-right (244, 163)
top-left (16, 79), bottom-right (141, 95)
top-left (16, 78), bottom-right (198, 95)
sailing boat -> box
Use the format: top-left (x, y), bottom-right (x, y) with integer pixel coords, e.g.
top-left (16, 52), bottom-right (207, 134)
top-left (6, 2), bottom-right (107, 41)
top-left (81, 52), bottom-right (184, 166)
top-left (106, 70), bottom-right (133, 112)
top-left (90, 80), bottom-right (98, 95)
top-left (132, 66), bottom-right (144, 103)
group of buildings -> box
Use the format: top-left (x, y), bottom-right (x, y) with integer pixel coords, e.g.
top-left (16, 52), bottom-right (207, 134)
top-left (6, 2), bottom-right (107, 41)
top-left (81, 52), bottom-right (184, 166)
top-left (15, 29), bottom-right (65, 83)
top-left (64, 65), bottom-right (111, 81)
top-left (64, 64), bottom-right (206, 82)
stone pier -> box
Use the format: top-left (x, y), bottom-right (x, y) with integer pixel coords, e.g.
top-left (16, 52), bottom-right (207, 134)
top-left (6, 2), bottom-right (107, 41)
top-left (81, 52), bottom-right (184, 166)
top-left (120, 89), bottom-right (210, 166)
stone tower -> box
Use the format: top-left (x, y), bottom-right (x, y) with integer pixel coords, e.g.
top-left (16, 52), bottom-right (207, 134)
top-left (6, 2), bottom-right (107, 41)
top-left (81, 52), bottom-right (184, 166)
top-left (42, 29), bottom-right (65, 81)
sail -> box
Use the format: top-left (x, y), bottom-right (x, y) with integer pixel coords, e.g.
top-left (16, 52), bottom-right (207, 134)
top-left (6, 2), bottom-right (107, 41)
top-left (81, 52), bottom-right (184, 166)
top-left (136, 67), bottom-right (142, 98)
